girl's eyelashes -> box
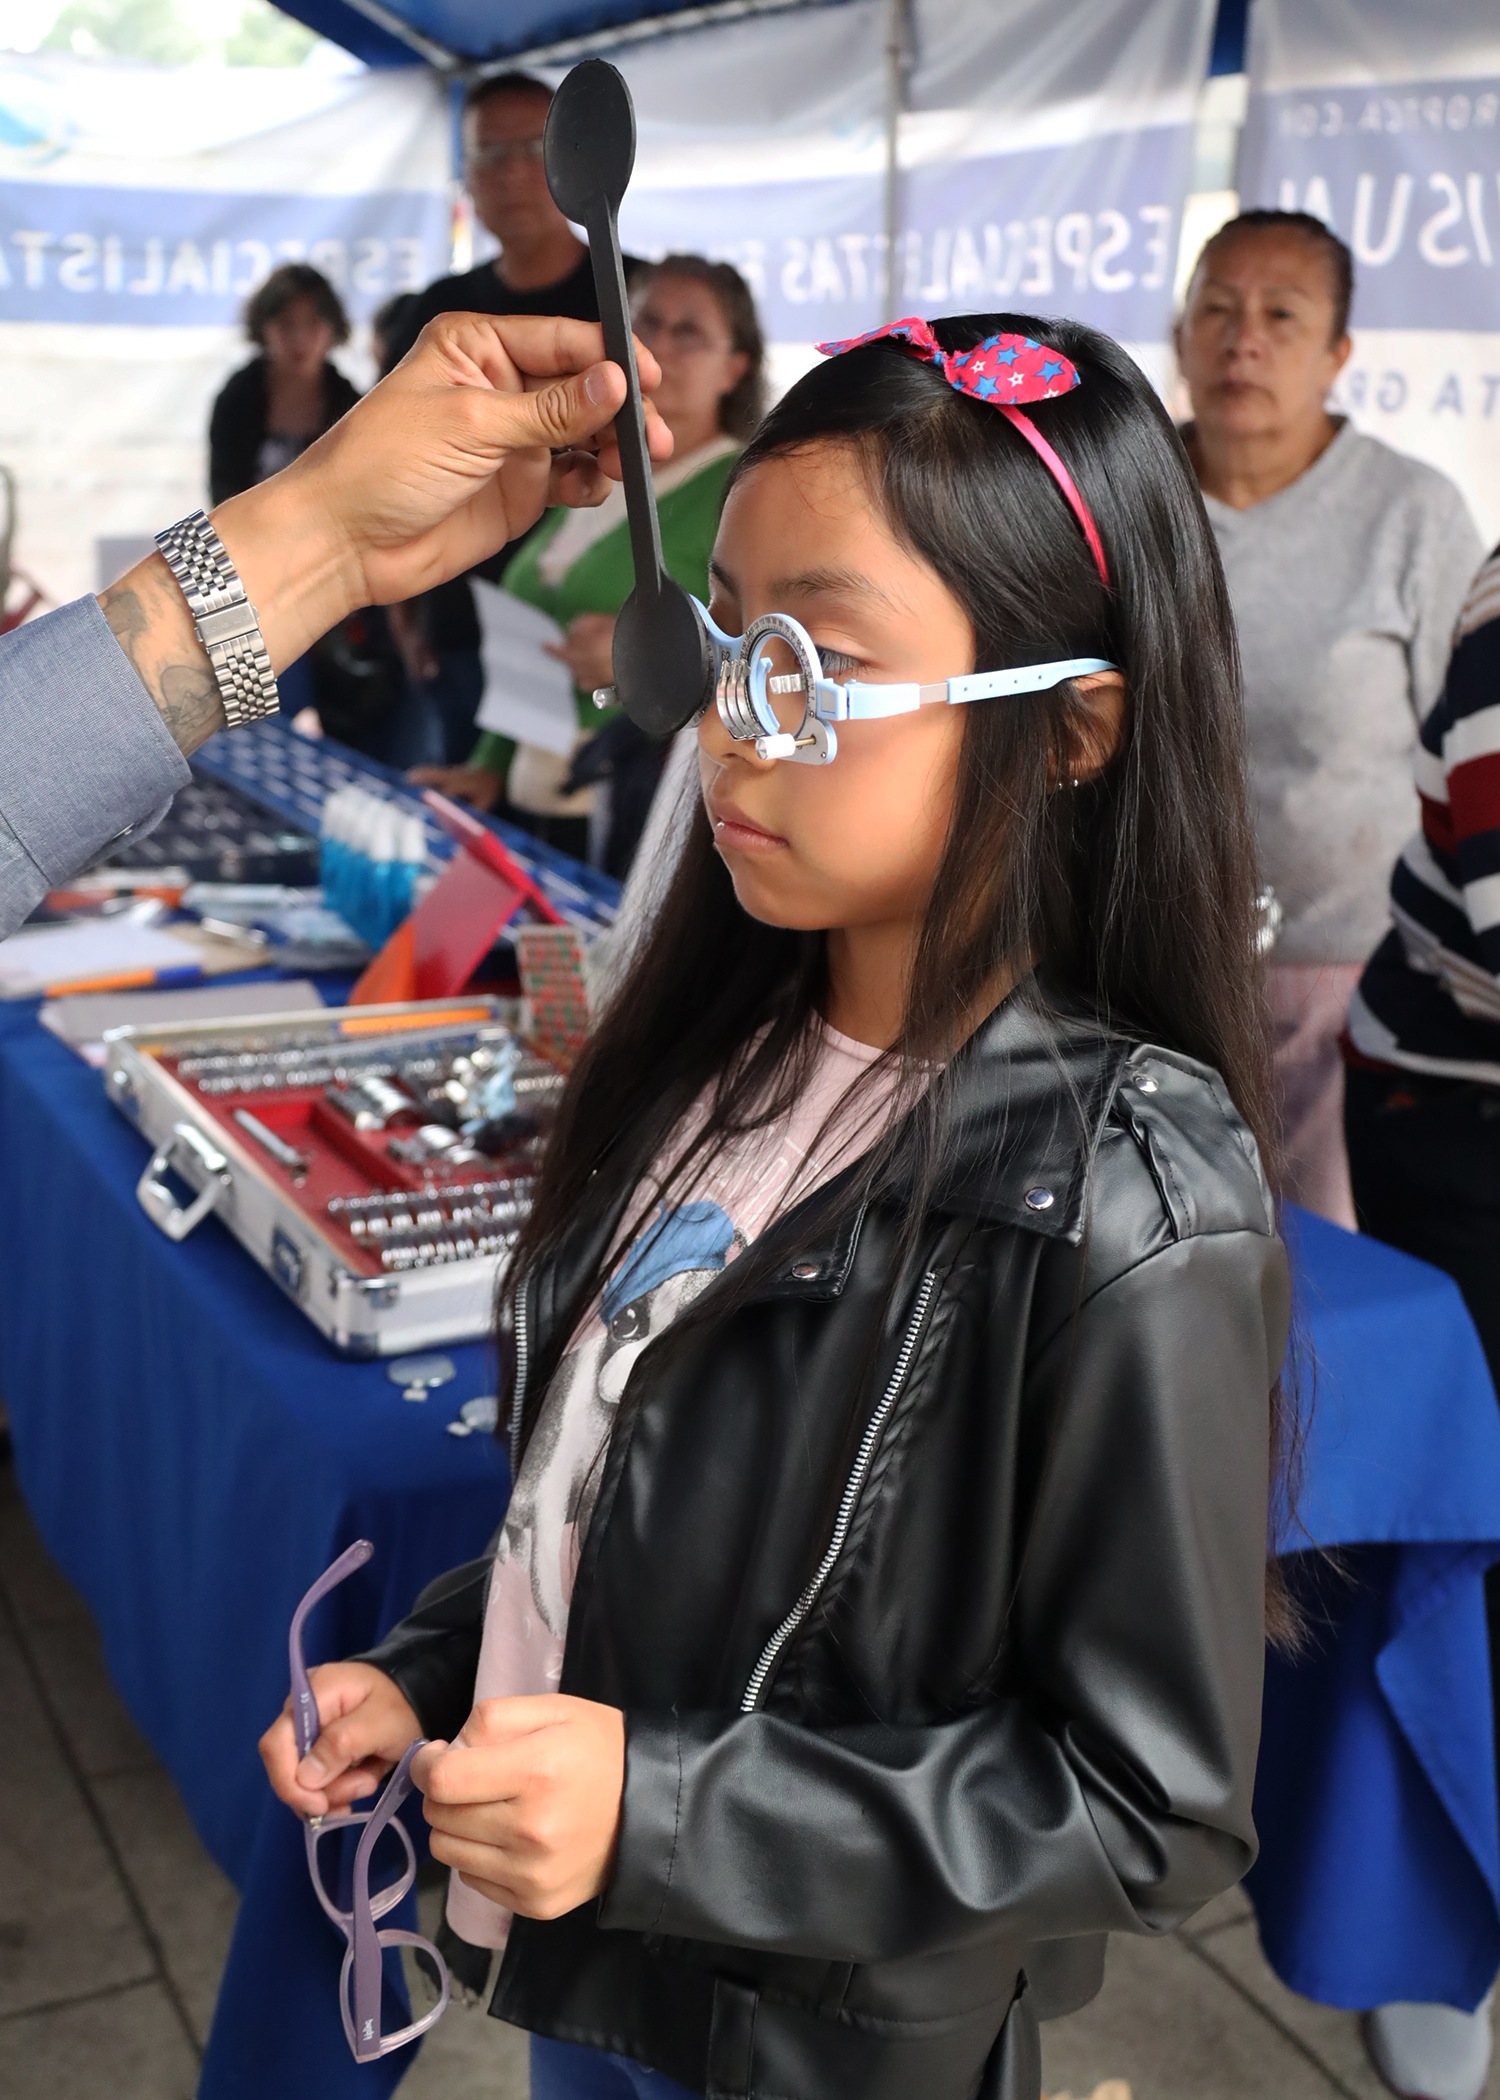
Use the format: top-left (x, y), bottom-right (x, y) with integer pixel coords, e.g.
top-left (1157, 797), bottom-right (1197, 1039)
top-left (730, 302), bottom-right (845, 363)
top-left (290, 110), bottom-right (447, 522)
top-left (702, 604), bottom-right (863, 682)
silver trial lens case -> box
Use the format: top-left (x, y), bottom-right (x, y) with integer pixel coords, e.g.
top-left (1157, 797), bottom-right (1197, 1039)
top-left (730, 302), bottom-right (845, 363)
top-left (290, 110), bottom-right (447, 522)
top-left (104, 999), bottom-right (563, 1356)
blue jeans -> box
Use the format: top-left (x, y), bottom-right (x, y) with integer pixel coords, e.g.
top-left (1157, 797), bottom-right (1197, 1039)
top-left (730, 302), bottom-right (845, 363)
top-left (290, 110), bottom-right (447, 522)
top-left (530, 2033), bottom-right (702, 2098)
top-left (387, 647), bottom-right (485, 769)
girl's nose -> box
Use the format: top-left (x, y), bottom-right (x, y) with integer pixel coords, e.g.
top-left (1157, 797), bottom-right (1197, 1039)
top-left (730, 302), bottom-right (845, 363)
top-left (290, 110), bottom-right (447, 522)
top-left (697, 702), bottom-right (777, 771)
top-left (697, 701), bottom-right (738, 764)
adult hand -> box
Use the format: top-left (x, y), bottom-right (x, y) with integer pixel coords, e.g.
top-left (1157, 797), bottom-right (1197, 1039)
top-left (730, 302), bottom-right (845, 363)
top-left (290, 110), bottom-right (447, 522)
top-left (406, 762), bottom-right (504, 811)
top-left (99, 314), bottom-right (668, 755)
top-left (413, 1694), bottom-right (625, 1920)
top-left (259, 1661), bottom-right (421, 1820)
top-left (261, 314), bottom-right (669, 620)
top-left (545, 612), bottom-right (617, 695)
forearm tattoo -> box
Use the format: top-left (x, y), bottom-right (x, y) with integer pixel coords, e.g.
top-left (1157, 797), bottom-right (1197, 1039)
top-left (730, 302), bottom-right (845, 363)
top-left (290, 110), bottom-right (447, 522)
top-left (101, 561), bottom-right (225, 755)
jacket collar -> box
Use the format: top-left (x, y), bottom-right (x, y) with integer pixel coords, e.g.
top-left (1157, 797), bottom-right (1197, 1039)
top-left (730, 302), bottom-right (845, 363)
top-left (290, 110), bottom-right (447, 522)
top-left (753, 986), bottom-right (1126, 1296)
top-left (921, 986), bottom-right (1125, 1243)
top-left (536, 987), bottom-right (1126, 1330)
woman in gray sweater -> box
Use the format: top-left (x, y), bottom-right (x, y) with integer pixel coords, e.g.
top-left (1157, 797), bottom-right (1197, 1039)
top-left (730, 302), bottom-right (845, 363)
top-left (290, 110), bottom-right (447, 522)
top-left (1177, 209), bottom-right (1481, 1226)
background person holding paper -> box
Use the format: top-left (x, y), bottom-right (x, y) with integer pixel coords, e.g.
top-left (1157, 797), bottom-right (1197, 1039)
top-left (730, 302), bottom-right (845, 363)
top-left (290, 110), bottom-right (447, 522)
top-left (410, 256), bottom-right (765, 877)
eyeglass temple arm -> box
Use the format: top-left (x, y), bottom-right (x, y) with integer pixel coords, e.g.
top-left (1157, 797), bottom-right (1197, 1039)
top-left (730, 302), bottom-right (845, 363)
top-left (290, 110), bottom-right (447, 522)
top-left (766, 657), bottom-right (1118, 719)
top-left (288, 1538), bottom-right (374, 1762)
top-left (349, 1739), bottom-right (423, 2061)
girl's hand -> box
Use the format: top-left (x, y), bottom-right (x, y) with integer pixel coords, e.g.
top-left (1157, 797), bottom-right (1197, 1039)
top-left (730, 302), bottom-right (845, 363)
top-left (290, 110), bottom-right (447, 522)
top-left (413, 1695), bottom-right (625, 1920)
top-left (544, 613), bottom-right (618, 695)
top-left (259, 1662), bottom-right (421, 1819)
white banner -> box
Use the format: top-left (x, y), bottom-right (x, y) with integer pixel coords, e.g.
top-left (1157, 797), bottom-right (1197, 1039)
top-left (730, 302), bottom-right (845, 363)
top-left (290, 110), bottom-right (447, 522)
top-left (597, 0), bottom-right (1215, 393)
top-left (1238, 0), bottom-right (1500, 541)
top-left (0, 55), bottom-right (450, 606)
top-left (2, 9), bottom-right (1214, 613)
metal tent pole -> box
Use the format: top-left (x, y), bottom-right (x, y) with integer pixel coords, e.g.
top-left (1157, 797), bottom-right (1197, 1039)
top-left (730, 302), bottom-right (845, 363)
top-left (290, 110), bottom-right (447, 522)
top-left (496, 0), bottom-right (833, 72)
top-left (330, 0), bottom-right (865, 87)
top-left (323, 0), bottom-right (461, 68)
top-left (883, 0), bottom-right (910, 311)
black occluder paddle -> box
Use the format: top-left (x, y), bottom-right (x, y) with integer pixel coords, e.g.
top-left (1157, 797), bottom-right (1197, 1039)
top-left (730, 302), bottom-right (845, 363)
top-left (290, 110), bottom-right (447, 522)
top-left (544, 59), bottom-right (715, 738)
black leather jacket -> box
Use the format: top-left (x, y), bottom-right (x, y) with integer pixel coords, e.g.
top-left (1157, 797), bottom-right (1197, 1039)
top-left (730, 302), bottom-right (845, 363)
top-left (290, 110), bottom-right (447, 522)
top-left (207, 355), bottom-right (360, 506)
top-left (364, 998), bottom-right (1288, 2100)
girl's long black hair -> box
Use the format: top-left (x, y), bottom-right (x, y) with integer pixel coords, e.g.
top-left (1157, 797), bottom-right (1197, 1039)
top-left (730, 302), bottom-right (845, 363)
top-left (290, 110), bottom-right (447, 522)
top-left (502, 312), bottom-right (1290, 1628)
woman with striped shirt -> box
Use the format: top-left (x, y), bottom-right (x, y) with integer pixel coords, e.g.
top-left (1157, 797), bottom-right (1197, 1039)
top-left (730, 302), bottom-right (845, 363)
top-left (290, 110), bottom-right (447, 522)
top-left (1344, 545), bottom-right (1500, 2100)
top-left (1347, 546), bottom-right (1500, 1360)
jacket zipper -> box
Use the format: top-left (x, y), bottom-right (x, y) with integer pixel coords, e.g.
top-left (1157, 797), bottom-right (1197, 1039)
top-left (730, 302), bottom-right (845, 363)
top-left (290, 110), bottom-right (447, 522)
top-left (507, 1277), bottom-right (530, 1472)
top-left (739, 1269), bottom-right (939, 1714)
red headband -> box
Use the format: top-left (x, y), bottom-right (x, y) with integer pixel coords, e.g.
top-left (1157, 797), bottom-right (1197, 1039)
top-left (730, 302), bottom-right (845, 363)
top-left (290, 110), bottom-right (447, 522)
top-left (815, 317), bottom-right (1110, 589)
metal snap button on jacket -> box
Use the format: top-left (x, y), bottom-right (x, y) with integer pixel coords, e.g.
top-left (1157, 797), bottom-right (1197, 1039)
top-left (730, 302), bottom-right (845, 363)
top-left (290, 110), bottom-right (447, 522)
top-left (1024, 1187), bottom-right (1055, 1211)
top-left (790, 1259), bottom-right (821, 1280)
top-left (1136, 1075), bottom-right (1160, 1093)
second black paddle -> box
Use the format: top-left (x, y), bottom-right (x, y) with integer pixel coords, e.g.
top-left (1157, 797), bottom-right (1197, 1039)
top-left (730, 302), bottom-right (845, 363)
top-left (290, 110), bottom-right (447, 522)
top-left (543, 59), bottom-right (715, 739)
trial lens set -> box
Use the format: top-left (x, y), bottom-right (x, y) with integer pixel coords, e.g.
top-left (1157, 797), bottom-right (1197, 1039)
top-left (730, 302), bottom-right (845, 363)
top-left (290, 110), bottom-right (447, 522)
top-left (108, 1003), bottom-right (567, 1351)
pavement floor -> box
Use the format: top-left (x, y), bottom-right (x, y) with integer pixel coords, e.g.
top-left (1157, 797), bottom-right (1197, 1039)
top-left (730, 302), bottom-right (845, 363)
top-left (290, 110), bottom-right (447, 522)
top-left (1, 1448), bottom-right (1493, 2100)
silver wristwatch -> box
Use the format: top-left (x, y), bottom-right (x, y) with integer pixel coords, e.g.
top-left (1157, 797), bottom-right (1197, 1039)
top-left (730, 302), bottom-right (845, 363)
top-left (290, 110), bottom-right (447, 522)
top-left (153, 509), bottom-right (280, 729)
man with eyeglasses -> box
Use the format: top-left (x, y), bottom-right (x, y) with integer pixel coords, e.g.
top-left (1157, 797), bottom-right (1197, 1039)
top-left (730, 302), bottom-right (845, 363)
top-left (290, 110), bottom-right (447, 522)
top-left (380, 73), bottom-right (644, 772)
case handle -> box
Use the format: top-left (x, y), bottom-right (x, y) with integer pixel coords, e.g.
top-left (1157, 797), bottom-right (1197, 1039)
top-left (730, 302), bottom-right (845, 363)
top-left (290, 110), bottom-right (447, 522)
top-left (137, 1122), bottom-right (230, 1241)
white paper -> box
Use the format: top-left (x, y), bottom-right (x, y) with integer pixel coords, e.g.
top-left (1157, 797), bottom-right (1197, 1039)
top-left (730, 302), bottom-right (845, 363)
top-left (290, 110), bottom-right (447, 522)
top-left (0, 919), bottom-right (203, 997)
top-left (472, 579), bottom-right (580, 759)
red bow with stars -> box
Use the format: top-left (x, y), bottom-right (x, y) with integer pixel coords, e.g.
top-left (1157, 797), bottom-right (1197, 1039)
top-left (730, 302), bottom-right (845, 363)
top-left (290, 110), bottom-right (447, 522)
top-left (815, 317), bottom-right (1109, 588)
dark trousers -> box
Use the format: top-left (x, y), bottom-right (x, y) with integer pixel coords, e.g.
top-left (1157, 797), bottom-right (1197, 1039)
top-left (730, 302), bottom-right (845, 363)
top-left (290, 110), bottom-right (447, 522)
top-left (508, 808), bottom-right (591, 866)
top-left (1346, 1061), bottom-right (1500, 1815)
top-left (387, 649), bottom-right (485, 770)
top-left (1345, 1065), bottom-right (1500, 1368)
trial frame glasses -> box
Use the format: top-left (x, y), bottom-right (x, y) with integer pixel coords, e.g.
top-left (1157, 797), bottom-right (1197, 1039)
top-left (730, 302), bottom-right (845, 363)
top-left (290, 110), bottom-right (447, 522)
top-left (691, 604), bottom-right (1116, 767)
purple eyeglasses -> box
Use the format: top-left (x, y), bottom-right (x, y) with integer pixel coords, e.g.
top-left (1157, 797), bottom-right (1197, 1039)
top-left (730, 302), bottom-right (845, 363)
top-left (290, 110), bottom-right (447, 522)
top-left (289, 1539), bottom-right (451, 2062)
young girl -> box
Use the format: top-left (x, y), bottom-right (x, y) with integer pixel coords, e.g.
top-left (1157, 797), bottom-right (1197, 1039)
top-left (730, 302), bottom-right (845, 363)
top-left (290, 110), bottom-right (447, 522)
top-left (263, 312), bottom-right (1290, 2100)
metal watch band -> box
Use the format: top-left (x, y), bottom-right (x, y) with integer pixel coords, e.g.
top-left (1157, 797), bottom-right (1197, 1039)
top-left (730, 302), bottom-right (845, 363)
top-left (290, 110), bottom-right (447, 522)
top-left (153, 509), bottom-right (279, 730)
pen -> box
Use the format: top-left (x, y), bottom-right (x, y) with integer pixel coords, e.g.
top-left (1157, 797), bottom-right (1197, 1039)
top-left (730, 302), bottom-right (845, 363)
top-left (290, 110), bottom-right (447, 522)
top-left (42, 964), bottom-right (209, 996)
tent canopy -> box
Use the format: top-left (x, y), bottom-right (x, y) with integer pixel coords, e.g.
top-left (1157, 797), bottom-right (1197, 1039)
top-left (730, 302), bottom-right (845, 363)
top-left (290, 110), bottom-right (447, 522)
top-left (275, 0), bottom-right (1247, 75)
top-left (272, 0), bottom-right (842, 70)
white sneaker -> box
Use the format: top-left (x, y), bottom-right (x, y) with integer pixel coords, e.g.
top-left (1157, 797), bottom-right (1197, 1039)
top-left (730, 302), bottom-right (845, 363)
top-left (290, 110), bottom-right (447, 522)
top-left (1365, 1995), bottom-right (1494, 2100)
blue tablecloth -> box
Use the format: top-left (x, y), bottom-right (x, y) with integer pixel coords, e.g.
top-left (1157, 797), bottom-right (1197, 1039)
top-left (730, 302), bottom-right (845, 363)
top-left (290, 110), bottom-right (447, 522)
top-left (2, 993), bottom-right (1500, 2091)
top-left (1249, 1207), bottom-right (1500, 2012)
top-left (0, 997), bottom-right (510, 2095)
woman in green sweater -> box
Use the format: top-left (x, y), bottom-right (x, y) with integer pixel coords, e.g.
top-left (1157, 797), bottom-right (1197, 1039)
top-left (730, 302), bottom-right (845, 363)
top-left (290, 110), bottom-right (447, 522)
top-left (410, 254), bottom-right (765, 875)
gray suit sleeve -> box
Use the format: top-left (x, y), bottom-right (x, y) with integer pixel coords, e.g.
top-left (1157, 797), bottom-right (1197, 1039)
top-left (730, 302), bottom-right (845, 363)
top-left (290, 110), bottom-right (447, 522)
top-left (0, 597), bottom-right (192, 938)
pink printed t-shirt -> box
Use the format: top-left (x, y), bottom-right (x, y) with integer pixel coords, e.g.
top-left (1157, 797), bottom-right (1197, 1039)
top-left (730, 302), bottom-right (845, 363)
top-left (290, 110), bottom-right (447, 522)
top-left (446, 1021), bottom-right (904, 1950)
